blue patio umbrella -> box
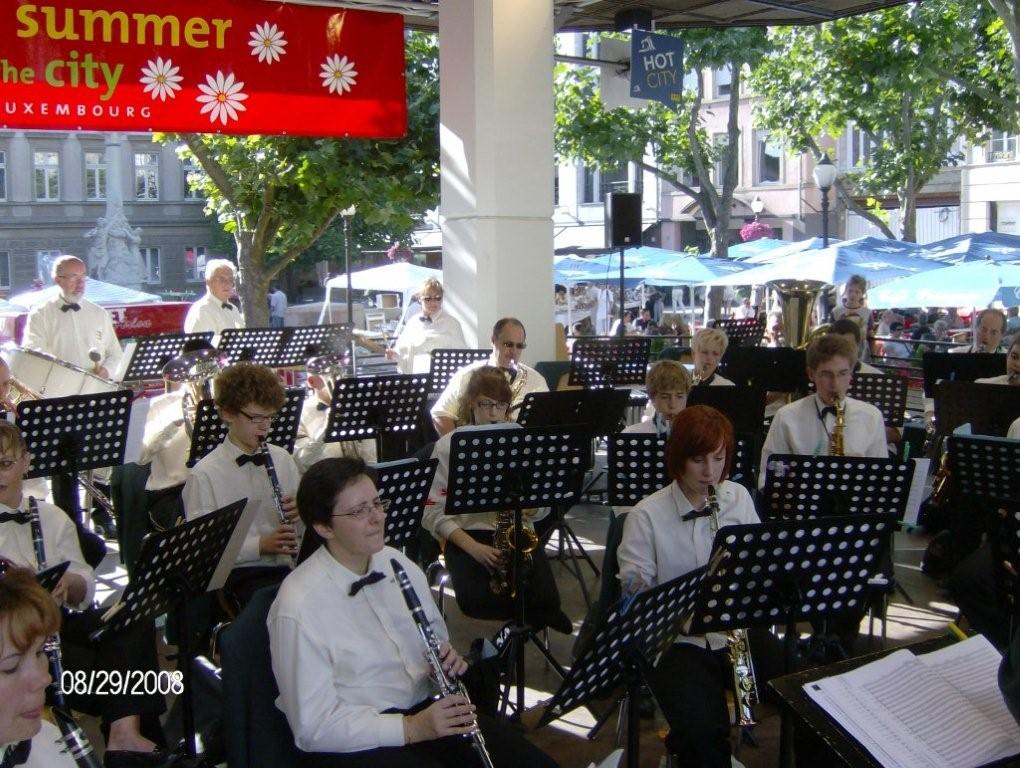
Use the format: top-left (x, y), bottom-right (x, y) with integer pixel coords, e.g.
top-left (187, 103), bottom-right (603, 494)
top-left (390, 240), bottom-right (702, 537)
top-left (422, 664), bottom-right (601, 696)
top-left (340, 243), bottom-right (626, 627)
top-left (722, 238), bottom-right (792, 261)
top-left (626, 255), bottom-right (750, 285)
top-left (740, 236), bottom-right (836, 264)
top-left (919, 231), bottom-right (1020, 264)
top-left (867, 261), bottom-right (1020, 309)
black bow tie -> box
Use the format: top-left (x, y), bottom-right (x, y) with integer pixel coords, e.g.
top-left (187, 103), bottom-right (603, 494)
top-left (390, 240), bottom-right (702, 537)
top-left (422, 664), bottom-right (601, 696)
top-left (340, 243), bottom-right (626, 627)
top-left (681, 505), bottom-right (713, 522)
top-left (503, 367), bottom-right (518, 383)
top-left (61, 302), bottom-right (81, 312)
top-left (236, 452), bottom-right (267, 467)
top-left (819, 406), bottom-right (837, 419)
top-left (221, 302), bottom-right (234, 311)
top-left (316, 402), bottom-right (329, 411)
top-left (349, 570), bottom-right (386, 596)
top-left (418, 315), bottom-right (432, 324)
top-left (0, 739), bottom-right (31, 768)
top-left (0, 511), bottom-right (30, 525)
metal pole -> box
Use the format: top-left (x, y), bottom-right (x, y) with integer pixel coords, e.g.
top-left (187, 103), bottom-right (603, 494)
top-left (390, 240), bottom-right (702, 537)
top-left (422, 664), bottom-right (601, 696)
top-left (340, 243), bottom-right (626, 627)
top-left (617, 246), bottom-right (626, 336)
top-left (821, 187), bottom-right (831, 248)
top-left (344, 216), bottom-right (354, 327)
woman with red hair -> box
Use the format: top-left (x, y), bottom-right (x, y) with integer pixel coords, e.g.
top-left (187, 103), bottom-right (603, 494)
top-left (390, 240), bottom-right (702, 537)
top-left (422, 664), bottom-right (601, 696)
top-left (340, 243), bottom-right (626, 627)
top-left (617, 405), bottom-right (759, 768)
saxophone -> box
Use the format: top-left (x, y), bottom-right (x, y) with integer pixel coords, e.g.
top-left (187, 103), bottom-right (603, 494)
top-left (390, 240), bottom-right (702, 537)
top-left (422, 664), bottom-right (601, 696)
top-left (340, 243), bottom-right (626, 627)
top-left (691, 362), bottom-right (708, 386)
top-left (830, 395), bottom-right (846, 456)
top-left (489, 508), bottom-right (539, 597)
top-left (705, 486), bottom-right (759, 728)
top-left (505, 361), bottom-right (527, 413)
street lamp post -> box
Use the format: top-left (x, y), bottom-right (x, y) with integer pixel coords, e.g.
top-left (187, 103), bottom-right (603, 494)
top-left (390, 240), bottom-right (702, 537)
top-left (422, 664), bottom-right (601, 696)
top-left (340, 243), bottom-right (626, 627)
top-left (812, 154), bottom-right (837, 248)
top-left (340, 205), bottom-right (356, 373)
top-left (751, 195), bottom-right (764, 220)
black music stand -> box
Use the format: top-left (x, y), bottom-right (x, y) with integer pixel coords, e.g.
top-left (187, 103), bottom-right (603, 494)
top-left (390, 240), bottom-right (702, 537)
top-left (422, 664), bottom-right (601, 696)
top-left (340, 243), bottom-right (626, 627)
top-left (92, 499), bottom-right (248, 761)
top-left (19, 390), bottom-right (133, 523)
top-left (922, 351), bottom-right (1006, 398)
top-left (217, 327), bottom-right (286, 366)
top-left (569, 337), bottom-right (652, 389)
top-left (538, 568), bottom-right (707, 768)
top-left (120, 332), bottom-right (215, 383)
top-left (446, 424), bottom-right (586, 719)
top-left (991, 502), bottom-right (1020, 637)
top-left (934, 381), bottom-right (1020, 440)
top-left (720, 347), bottom-right (808, 393)
top-left (186, 387), bottom-right (304, 467)
top-left (847, 373), bottom-right (908, 428)
top-left (36, 561), bottom-right (71, 590)
top-left (948, 430), bottom-right (1020, 562)
top-left (688, 515), bottom-right (897, 768)
top-left (278, 324), bottom-right (352, 368)
top-left (428, 348), bottom-right (491, 393)
top-left (712, 317), bottom-right (766, 347)
top-left (688, 385), bottom-right (766, 436)
top-left (322, 374), bottom-right (430, 461)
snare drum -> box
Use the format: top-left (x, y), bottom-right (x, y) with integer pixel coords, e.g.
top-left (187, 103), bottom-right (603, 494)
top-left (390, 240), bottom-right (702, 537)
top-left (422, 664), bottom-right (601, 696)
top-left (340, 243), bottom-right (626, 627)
top-left (5, 346), bottom-right (121, 398)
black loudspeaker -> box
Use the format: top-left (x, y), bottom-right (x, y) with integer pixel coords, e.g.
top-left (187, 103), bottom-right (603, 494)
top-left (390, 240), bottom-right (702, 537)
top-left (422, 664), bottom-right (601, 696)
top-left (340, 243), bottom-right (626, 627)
top-left (605, 192), bottom-right (642, 247)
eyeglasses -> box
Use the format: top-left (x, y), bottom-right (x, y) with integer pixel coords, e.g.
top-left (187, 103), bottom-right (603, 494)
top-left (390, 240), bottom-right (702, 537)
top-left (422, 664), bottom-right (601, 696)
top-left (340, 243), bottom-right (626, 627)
top-left (238, 409), bottom-right (279, 426)
top-left (500, 341), bottom-right (527, 350)
top-left (476, 399), bottom-right (510, 411)
top-left (56, 273), bottom-right (86, 281)
top-left (333, 497), bottom-right (391, 521)
top-left (421, 295), bottom-right (443, 303)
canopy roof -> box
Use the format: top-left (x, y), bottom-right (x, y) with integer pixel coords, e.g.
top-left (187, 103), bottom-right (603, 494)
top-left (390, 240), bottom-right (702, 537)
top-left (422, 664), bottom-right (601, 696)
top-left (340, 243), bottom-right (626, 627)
top-left (324, 262), bottom-right (442, 293)
top-left (918, 231), bottom-right (1020, 264)
top-left (8, 280), bottom-right (161, 309)
top-left (867, 261), bottom-right (1020, 309)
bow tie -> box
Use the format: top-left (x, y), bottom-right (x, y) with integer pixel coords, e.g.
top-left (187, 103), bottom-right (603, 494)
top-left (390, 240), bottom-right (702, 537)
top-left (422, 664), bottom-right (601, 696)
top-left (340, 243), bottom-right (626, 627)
top-left (61, 302), bottom-right (81, 312)
top-left (681, 505), bottom-right (713, 522)
top-left (236, 452), bottom-right (267, 467)
top-left (316, 402), bottom-right (329, 411)
top-left (0, 511), bottom-right (30, 525)
top-left (349, 570), bottom-right (386, 596)
top-left (0, 739), bottom-right (31, 768)
top-left (418, 315), bottom-right (432, 324)
top-left (221, 302), bottom-right (234, 311)
top-left (503, 367), bottom-right (518, 383)
top-left (819, 406), bottom-right (837, 419)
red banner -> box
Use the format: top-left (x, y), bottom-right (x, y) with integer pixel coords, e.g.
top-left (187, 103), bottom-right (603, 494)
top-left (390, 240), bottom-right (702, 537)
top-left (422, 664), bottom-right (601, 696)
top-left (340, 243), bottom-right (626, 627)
top-left (0, 0), bottom-right (407, 138)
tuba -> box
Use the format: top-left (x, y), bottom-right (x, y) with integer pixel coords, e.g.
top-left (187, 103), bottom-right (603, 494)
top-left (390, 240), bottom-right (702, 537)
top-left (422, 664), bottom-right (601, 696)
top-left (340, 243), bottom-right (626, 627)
top-left (161, 348), bottom-right (228, 436)
top-left (766, 279), bottom-right (826, 349)
top-left (307, 352), bottom-right (349, 399)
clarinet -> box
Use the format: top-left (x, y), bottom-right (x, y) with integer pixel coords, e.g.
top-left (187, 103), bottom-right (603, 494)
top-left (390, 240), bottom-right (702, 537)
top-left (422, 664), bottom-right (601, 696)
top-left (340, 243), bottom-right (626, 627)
top-left (259, 439), bottom-right (296, 565)
top-left (390, 559), bottom-right (495, 768)
top-left (26, 497), bottom-right (103, 768)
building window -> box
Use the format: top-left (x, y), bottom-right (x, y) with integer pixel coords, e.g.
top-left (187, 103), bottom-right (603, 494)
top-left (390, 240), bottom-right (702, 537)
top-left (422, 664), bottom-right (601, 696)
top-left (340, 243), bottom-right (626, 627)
top-left (184, 246), bottom-right (208, 282)
top-left (713, 66), bottom-right (732, 98)
top-left (85, 151), bottom-right (107, 201)
top-left (134, 152), bottom-right (160, 200)
top-left (0, 252), bottom-right (10, 290)
top-left (712, 133), bottom-right (738, 187)
top-left (553, 169), bottom-right (559, 207)
top-left (140, 247), bottom-right (160, 283)
top-left (581, 165), bottom-right (627, 204)
top-left (986, 131), bottom-right (1018, 163)
top-left (754, 131), bottom-right (783, 185)
top-left (0, 151), bottom-right (6, 201)
top-left (33, 151), bottom-right (60, 201)
top-left (181, 155), bottom-right (203, 200)
top-left (844, 127), bottom-right (878, 169)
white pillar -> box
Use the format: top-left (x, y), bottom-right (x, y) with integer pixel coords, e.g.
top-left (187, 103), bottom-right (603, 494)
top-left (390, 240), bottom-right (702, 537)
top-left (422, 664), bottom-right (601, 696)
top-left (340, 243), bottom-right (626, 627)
top-left (439, 0), bottom-right (555, 359)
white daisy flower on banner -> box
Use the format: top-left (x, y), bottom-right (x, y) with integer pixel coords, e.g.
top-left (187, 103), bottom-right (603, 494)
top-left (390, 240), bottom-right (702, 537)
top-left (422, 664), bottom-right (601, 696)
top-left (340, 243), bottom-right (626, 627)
top-left (140, 57), bottom-right (183, 101)
top-left (249, 21), bottom-right (287, 64)
top-left (196, 71), bottom-right (249, 126)
top-left (320, 54), bottom-right (358, 95)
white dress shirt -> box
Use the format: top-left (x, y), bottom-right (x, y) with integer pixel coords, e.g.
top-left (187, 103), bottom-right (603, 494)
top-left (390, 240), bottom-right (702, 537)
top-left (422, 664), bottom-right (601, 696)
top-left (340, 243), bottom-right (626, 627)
top-left (22, 294), bottom-right (122, 374)
top-left (1009, 416), bottom-right (1020, 440)
top-left (975, 374), bottom-right (1012, 385)
top-left (292, 392), bottom-right (377, 474)
top-left (617, 480), bottom-right (759, 650)
top-left (183, 291), bottom-right (245, 336)
top-left (391, 310), bottom-right (466, 374)
top-left (268, 545), bottom-right (446, 753)
top-left (430, 354), bottom-right (548, 425)
top-left (1, 721), bottom-right (78, 767)
top-left (183, 438), bottom-right (301, 567)
top-left (857, 361), bottom-right (884, 375)
top-left (0, 497), bottom-right (95, 608)
top-left (759, 394), bottom-right (888, 488)
top-left (138, 389), bottom-right (190, 491)
top-left (950, 343), bottom-right (1006, 354)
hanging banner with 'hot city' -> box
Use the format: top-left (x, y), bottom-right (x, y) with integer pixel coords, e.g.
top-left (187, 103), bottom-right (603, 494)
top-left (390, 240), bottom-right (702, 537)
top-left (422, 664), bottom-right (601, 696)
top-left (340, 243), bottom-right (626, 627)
top-left (0, 1), bottom-right (407, 137)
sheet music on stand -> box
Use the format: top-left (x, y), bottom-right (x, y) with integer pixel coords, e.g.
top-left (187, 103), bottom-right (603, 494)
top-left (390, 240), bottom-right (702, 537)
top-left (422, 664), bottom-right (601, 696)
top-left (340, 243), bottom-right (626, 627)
top-left (374, 458), bottom-right (438, 549)
top-left (186, 387), bottom-right (304, 467)
top-left (322, 374), bottom-right (430, 443)
top-left (719, 347), bottom-right (808, 392)
top-left (569, 337), bottom-right (651, 388)
top-left (687, 385), bottom-right (766, 435)
top-left (18, 390), bottom-right (134, 479)
top-left (712, 317), bottom-right (765, 347)
top-left (761, 455), bottom-right (913, 522)
top-left (934, 381), bottom-right (1020, 439)
top-left (428, 349), bottom-right (490, 393)
top-left (922, 351), bottom-right (1006, 398)
top-left (120, 332), bottom-right (215, 383)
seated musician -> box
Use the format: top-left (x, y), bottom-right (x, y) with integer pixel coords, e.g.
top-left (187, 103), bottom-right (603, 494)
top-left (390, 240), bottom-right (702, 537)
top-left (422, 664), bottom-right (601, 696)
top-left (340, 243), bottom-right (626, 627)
top-left (1010, 415), bottom-right (1020, 440)
top-left (0, 564), bottom-right (77, 767)
top-left (182, 363), bottom-right (301, 608)
top-left (690, 328), bottom-right (735, 386)
top-left (617, 405), bottom-right (763, 768)
top-left (422, 366), bottom-right (572, 635)
top-left (293, 357), bottom-right (377, 474)
top-left (828, 321), bottom-right (901, 446)
top-left (430, 318), bottom-right (548, 437)
top-left (759, 334), bottom-right (887, 490)
top-left (975, 335), bottom-right (1020, 385)
top-left (949, 308), bottom-right (1007, 353)
top-left (268, 457), bottom-right (559, 768)
top-left (0, 423), bottom-right (173, 767)
top-left (634, 360), bottom-right (691, 441)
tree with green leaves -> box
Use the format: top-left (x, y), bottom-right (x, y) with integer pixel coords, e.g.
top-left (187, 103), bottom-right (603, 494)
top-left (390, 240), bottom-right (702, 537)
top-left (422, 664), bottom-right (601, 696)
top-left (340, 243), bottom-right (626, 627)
top-left (752, 0), bottom-right (1011, 241)
top-left (555, 28), bottom-right (772, 257)
top-left (157, 33), bottom-right (439, 325)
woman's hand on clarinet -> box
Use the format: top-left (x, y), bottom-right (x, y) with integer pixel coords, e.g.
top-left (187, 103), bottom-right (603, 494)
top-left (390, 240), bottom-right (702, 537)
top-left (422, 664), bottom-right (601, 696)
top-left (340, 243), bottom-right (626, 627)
top-left (437, 641), bottom-right (469, 679)
top-left (403, 695), bottom-right (477, 743)
top-left (281, 495), bottom-right (299, 523)
top-left (260, 524), bottom-right (298, 556)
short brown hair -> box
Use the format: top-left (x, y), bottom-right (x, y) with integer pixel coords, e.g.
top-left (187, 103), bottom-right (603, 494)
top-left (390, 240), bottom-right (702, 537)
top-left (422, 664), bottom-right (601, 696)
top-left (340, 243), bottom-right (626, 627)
top-left (806, 334), bottom-right (857, 371)
top-left (646, 360), bottom-right (692, 397)
top-left (214, 363), bottom-right (286, 414)
top-left (979, 308), bottom-right (1007, 334)
top-left (0, 422), bottom-right (27, 456)
top-left (845, 274), bottom-right (868, 294)
top-left (665, 405), bottom-right (735, 482)
top-left (297, 457), bottom-right (378, 529)
top-left (0, 565), bottom-right (60, 654)
top-left (458, 366), bottom-right (512, 423)
top-left (829, 319), bottom-right (862, 345)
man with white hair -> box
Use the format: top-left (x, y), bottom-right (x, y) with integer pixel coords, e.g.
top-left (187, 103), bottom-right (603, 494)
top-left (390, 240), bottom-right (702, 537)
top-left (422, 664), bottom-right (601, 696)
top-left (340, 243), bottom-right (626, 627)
top-left (23, 254), bottom-right (122, 377)
top-left (184, 258), bottom-right (245, 335)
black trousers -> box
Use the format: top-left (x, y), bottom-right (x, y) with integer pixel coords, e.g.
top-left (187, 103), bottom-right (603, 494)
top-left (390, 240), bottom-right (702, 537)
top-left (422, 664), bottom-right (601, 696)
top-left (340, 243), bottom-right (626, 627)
top-left (299, 712), bottom-right (558, 768)
top-left (58, 607), bottom-right (166, 730)
top-left (443, 530), bottom-right (567, 630)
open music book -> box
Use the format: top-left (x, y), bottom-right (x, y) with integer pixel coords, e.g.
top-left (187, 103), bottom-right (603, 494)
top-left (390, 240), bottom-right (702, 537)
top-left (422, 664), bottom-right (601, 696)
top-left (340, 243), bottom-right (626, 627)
top-left (804, 635), bottom-right (1020, 768)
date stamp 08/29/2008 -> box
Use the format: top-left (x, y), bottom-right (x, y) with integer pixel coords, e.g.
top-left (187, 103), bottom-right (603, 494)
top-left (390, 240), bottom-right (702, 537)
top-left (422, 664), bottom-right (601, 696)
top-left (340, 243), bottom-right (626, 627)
top-left (61, 670), bottom-right (184, 697)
